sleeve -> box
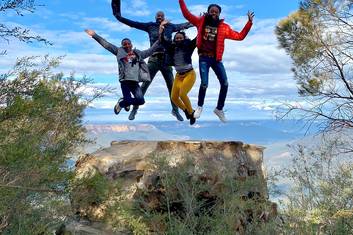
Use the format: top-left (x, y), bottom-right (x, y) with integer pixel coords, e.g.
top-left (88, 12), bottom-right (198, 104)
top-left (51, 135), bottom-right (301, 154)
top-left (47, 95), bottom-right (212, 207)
top-left (111, 0), bottom-right (149, 31)
top-left (160, 32), bottom-right (173, 52)
top-left (190, 37), bottom-right (197, 50)
top-left (92, 33), bottom-right (119, 55)
top-left (225, 21), bottom-right (253, 41)
top-left (139, 41), bottom-right (160, 59)
top-left (179, 0), bottom-right (201, 26)
top-left (172, 22), bottom-right (194, 32)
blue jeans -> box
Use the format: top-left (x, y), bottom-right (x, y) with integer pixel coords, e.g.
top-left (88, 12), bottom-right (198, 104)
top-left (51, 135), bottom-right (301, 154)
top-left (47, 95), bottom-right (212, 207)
top-left (119, 81), bottom-right (145, 107)
top-left (198, 56), bottom-right (228, 110)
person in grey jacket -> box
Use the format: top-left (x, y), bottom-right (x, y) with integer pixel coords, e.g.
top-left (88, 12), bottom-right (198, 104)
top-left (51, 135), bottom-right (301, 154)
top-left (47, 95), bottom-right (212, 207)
top-left (111, 0), bottom-right (193, 121)
top-left (85, 29), bottom-right (159, 116)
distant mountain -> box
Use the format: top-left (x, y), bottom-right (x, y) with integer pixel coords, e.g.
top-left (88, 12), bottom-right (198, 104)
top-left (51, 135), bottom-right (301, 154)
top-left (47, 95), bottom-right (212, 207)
top-left (82, 120), bottom-right (319, 157)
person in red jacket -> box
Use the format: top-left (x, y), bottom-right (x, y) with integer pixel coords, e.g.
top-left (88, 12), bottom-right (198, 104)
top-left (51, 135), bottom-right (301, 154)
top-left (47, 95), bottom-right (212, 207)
top-left (179, 0), bottom-right (254, 122)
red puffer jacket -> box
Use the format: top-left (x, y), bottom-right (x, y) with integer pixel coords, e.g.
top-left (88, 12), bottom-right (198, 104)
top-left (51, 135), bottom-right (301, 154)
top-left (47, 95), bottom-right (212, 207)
top-left (179, 0), bottom-right (253, 61)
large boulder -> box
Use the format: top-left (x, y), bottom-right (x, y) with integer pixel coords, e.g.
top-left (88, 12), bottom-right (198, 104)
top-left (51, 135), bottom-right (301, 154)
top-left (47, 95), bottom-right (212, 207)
top-left (71, 141), bottom-right (274, 234)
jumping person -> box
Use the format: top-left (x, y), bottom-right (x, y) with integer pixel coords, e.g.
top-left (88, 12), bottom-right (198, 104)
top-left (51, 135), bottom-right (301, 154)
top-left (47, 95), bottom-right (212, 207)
top-left (85, 29), bottom-right (160, 116)
top-left (112, 0), bottom-right (193, 121)
top-left (159, 20), bottom-right (197, 125)
top-left (179, 0), bottom-right (254, 122)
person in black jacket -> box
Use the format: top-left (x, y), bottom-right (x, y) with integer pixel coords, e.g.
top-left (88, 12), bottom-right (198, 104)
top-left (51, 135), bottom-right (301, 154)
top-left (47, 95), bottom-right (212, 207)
top-left (159, 21), bottom-right (197, 125)
top-left (111, 0), bottom-right (193, 121)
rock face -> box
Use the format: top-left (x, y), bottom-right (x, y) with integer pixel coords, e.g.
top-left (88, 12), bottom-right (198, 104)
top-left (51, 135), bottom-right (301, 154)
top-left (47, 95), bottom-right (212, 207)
top-left (71, 141), bottom-right (271, 234)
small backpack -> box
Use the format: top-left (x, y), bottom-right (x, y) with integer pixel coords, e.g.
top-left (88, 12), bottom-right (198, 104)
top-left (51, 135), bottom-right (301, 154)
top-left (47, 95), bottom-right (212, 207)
top-left (134, 50), bottom-right (151, 83)
top-left (138, 59), bottom-right (151, 82)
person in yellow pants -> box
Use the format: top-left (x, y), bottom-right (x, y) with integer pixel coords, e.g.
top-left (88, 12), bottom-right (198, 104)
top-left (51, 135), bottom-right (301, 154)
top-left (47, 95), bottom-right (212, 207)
top-left (159, 21), bottom-right (197, 125)
top-left (172, 69), bottom-right (196, 123)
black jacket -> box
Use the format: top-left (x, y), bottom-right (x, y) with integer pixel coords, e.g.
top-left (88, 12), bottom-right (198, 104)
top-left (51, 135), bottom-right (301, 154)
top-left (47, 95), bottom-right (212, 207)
top-left (112, 0), bottom-right (193, 53)
top-left (161, 34), bottom-right (197, 67)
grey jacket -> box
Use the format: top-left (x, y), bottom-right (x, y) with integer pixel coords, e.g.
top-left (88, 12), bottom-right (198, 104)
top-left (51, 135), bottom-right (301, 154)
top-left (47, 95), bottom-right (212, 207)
top-left (92, 33), bottom-right (159, 82)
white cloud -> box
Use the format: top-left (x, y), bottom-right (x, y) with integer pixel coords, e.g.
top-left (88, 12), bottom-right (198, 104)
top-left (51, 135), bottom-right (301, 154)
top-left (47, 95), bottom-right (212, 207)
top-left (80, 17), bottom-right (131, 32)
top-left (121, 0), bottom-right (151, 17)
top-left (1, 11), bottom-right (301, 121)
top-left (187, 4), bottom-right (208, 16)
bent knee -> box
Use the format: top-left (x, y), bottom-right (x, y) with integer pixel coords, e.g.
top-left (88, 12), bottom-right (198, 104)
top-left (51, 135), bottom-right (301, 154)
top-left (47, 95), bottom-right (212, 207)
top-left (200, 83), bottom-right (208, 89)
top-left (137, 98), bottom-right (145, 105)
top-left (171, 95), bottom-right (179, 104)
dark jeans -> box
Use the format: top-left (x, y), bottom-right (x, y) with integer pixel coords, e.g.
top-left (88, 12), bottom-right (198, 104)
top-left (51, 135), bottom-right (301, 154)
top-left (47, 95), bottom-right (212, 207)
top-left (119, 80), bottom-right (145, 107)
top-left (133, 54), bottom-right (178, 112)
top-left (198, 56), bottom-right (228, 110)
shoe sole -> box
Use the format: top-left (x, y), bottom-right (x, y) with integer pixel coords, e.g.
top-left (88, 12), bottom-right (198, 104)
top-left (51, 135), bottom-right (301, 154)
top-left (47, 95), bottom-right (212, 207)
top-left (114, 105), bottom-right (121, 115)
top-left (129, 110), bottom-right (137, 120)
top-left (194, 109), bottom-right (202, 119)
top-left (172, 112), bottom-right (184, 121)
top-left (213, 111), bottom-right (227, 123)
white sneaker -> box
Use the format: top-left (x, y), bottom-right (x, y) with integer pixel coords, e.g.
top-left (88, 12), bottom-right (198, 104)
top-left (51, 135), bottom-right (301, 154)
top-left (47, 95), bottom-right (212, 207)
top-left (114, 98), bottom-right (123, 115)
top-left (214, 108), bottom-right (227, 123)
top-left (193, 106), bottom-right (203, 119)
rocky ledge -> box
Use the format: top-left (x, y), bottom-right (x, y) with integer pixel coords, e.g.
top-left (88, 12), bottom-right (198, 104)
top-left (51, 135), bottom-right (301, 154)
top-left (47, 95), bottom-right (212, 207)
top-left (66, 141), bottom-right (275, 234)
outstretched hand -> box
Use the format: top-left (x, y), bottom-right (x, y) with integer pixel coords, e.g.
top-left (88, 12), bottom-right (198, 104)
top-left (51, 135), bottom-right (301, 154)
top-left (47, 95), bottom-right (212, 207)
top-left (247, 11), bottom-right (255, 22)
top-left (85, 29), bottom-right (96, 37)
top-left (159, 20), bottom-right (169, 35)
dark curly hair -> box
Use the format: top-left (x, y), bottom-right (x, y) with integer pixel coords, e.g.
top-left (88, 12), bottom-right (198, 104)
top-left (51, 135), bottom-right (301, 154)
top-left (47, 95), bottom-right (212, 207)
top-left (207, 4), bottom-right (221, 13)
top-left (173, 31), bottom-right (186, 41)
top-left (121, 38), bottom-right (131, 45)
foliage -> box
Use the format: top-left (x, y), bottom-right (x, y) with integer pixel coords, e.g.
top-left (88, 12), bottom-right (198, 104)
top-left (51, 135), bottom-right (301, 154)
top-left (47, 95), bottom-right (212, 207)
top-left (0, 0), bottom-right (50, 43)
top-left (0, 56), bottom-right (103, 234)
top-left (273, 139), bottom-right (353, 234)
top-left (276, 0), bottom-right (353, 132)
top-left (0, 0), bottom-right (51, 55)
top-left (104, 155), bottom-right (278, 235)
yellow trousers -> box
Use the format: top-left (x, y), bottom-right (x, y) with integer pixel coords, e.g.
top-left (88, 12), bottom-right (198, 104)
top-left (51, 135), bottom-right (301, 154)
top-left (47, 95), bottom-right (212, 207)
top-left (171, 69), bottom-right (196, 115)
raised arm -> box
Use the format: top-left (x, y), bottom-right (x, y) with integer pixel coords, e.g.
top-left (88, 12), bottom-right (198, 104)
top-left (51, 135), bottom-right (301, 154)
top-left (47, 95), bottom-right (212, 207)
top-left (111, 0), bottom-right (149, 31)
top-left (159, 20), bottom-right (173, 51)
top-left (226, 11), bottom-right (254, 40)
top-left (178, 0), bottom-right (201, 26)
top-left (85, 29), bottom-right (119, 55)
top-left (139, 41), bottom-right (160, 59)
top-left (225, 21), bottom-right (253, 41)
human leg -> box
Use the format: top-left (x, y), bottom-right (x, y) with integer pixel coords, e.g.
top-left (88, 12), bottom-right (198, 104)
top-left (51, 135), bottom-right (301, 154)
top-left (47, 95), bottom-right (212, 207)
top-left (211, 61), bottom-right (228, 110)
top-left (161, 65), bottom-right (184, 121)
top-left (179, 69), bottom-right (196, 115)
top-left (211, 61), bottom-right (228, 122)
top-left (129, 59), bottom-right (159, 120)
top-left (171, 74), bottom-right (186, 111)
top-left (195, 56), bottom-right (211, 118)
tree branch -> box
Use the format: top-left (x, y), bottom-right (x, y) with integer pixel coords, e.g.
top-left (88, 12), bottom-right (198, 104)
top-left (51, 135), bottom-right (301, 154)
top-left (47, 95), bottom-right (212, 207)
top-left (0, 184), bottom-right (64, 194)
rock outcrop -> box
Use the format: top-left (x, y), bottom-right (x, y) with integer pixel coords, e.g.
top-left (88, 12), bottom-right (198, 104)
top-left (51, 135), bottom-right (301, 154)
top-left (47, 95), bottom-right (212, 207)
top-left (70, 140), bottom-right (274, 234)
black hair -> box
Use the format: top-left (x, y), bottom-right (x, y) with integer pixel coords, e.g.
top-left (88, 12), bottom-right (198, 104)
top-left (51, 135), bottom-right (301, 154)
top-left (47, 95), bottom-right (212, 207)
top-left (121, 38), bottom-right (131, 45)
top-left (173, 31), bottom-right (186, 41)
top-left (207, 4), bottom-right (221, 13)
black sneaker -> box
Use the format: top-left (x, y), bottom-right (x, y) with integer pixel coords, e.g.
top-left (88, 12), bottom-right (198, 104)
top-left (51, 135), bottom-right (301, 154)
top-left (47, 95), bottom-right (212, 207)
top-left (124, 105), bottom-right (131, 112)
top-left (129, 107), bottom-right (138, 120)
top-left (114, 98), bottom-right (123, 115)
top-left (183, 109), bottom-right (191, 120)
top-left (190, 110), bottom-right (196, 125)
top-left (171, 109), bottom-right (184, 121)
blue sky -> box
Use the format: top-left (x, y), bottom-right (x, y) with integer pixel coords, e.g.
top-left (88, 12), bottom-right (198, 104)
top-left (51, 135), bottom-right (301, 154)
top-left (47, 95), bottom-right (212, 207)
top-left (1, 0), bottom-right (304, 122)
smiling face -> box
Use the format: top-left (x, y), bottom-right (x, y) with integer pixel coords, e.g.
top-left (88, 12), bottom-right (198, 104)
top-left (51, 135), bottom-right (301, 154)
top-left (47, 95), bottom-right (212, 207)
top-left (208, 6), bottom-right (220, 20)
top-left (155, 11), bottom-right (165, 24)
top-left (174, 33), bottom-right (185, 43)
top-left (121, 39), bottom-right (132, 53)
